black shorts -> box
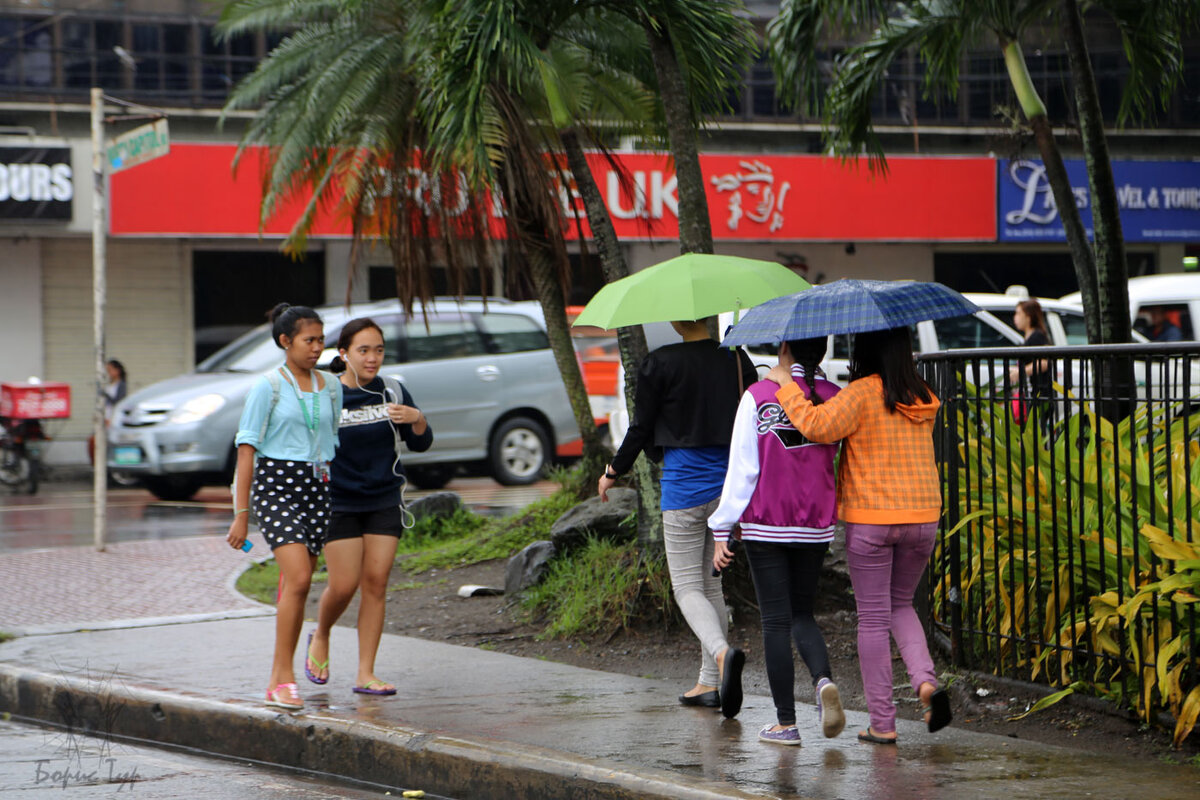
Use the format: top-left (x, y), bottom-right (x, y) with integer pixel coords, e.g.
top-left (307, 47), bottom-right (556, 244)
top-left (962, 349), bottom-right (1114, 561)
top-left (327, 506), bottom-right (406, 542)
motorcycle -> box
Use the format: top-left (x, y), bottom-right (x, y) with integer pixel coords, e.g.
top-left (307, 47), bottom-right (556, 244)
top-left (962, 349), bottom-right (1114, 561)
top-left (0, 416), bottom-right (46, 494)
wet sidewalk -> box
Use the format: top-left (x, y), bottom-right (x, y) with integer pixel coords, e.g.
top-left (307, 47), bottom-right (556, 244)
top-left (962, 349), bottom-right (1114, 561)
top-left (3, 617), bottom-right (1199, 800)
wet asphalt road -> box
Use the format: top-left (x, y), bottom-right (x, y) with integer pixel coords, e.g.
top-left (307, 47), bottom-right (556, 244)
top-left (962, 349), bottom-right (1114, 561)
top-left (0, 478), bottom-right (556, 553)
top-left (0, 717), bottom-right (453, 799)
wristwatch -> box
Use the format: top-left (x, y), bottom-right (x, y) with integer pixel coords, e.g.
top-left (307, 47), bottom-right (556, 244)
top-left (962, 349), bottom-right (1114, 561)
top-left (604, 466), bottom-right (619, 480)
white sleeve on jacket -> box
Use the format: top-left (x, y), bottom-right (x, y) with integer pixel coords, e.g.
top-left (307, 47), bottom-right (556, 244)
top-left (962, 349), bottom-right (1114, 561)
top-left (707, 391), bottom-right (760, 540)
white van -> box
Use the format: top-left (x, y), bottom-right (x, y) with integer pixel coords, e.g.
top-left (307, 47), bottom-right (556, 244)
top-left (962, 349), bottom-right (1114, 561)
top-left (609, 305), bottom-right (1024, 445)
top-left (1062, 274), bottom-right (1200, 340)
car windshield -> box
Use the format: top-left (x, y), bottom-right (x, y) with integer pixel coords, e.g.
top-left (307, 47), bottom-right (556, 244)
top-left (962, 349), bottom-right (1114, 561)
top-left (195, 324), bottom-right (285, 373)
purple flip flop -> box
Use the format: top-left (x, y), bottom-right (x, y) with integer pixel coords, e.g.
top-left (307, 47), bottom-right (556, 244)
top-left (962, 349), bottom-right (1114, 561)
top-left (353, 680), bottom-right (397, 696)
top-left (304, 632), bottom-right (329, 685)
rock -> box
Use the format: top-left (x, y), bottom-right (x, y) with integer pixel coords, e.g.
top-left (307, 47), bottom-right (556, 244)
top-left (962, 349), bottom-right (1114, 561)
top-left (505, 540), bottom-right (557, 595)
top-left (549, 488), bottom-right (637, 551)
top-left (407, 492), bottom-right (462, 521)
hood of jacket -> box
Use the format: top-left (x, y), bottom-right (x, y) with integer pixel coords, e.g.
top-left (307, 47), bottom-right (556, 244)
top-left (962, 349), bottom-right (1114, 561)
top-left (895, 393), bottom-right (940, 424)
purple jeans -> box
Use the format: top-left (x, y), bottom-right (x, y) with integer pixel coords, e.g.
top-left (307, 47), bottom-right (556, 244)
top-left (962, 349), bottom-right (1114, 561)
top-left (845, 521), bottom-right (938, 734)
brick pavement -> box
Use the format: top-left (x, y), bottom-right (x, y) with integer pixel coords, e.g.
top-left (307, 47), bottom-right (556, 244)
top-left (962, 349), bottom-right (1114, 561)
top-left (0, 535), bottom-right (269, 635)
top-left (0, 478), bottom-right (557, 636)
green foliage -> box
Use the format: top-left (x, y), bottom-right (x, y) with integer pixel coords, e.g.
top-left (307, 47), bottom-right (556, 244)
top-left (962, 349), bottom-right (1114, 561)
top-left (395, 508), bottom-right (488, 556)
top-left (520, 537), bottom-right (675, 639)
top-left (0, 631), bottom-right (14, 643)
top-left (398, 481), bottom-right (584, 573)
top-left (768, 0), bottom-right (1199, 167)
top-left (944, 386), bottom-right (1200, 745)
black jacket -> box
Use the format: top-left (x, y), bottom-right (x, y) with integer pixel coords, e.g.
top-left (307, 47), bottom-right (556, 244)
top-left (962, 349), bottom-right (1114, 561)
top-left (610, 339), bottom-right (756, 475)
top-left (331, 377), bottom-right (433, 512)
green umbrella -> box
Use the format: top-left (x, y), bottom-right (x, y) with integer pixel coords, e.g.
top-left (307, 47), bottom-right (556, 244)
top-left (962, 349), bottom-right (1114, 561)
top-left (572, 253), bottom-right (811, 329)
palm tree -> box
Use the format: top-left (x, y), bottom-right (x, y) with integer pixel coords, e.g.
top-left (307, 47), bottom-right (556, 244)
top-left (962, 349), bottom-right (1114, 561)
top-left (217, 0), bottom-right (632, 477)
top-left (625, 1), bottom-right (756, 257)
top-left (768, 0), bottom-right (1198, 344)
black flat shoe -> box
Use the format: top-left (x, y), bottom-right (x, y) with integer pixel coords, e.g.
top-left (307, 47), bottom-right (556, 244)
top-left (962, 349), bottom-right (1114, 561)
top-left (678, 690), bottom-right (720, 708)
top-left (720, 648), bottom-right (745, 719)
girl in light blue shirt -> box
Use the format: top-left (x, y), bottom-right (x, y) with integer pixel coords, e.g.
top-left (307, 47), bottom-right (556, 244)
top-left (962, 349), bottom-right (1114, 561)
top-left (226, 303), bottom-right (339, 712)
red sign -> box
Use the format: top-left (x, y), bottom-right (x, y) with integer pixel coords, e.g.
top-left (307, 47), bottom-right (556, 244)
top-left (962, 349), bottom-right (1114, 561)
top-left (110, 144), bottom-right (996, 242)
top-left (0, 382), bottom-right (71, 419)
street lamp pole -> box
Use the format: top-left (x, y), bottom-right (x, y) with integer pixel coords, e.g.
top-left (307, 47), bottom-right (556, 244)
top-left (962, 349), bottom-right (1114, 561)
top-left (91, 87), bottom-right (107, 552)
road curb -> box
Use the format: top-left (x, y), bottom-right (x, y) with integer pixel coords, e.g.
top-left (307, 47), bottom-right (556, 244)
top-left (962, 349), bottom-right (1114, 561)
top-left (0, 663), bottom-right (771, 800)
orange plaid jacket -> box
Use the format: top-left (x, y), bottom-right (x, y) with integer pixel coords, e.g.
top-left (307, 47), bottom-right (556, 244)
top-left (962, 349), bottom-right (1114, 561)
top-left (776, 375), bottom-right (941, 524)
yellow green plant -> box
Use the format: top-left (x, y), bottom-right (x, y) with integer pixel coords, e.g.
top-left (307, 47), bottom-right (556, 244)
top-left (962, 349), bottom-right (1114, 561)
top-left (941, 381), bottom-right (1200, 745)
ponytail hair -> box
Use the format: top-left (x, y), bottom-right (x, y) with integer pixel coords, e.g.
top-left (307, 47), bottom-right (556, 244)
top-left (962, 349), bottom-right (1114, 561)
top-left (783, 337), bottom-right (828, 405)
top-left (267, 303), bottom-right (322, 349)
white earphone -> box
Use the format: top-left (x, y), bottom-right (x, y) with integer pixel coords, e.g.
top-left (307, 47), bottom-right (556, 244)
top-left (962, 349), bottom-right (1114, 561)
top-left (341, 347), bottom-right (414, 529)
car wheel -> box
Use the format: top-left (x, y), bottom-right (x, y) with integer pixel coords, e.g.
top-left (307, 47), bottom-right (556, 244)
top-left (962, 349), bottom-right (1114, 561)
top-left (489, 416), bottom-right (550, 486)
top-left (144, 475), bottom-right (202, 502)
top-left (406, 464), bottom-right (456, 490)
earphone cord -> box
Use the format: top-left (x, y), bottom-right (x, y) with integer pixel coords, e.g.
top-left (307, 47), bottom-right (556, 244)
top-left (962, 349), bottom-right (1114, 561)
top-left (347, 358), bottom-right (416, 530)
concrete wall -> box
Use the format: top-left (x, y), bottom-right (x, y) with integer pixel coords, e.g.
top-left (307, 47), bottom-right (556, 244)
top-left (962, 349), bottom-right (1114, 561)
top-left (41, 238), bottom-right (191, 462)
top-left (0, 237), bottom-right (43, 383)
top-left (624, 241), bottom-right (935, 283)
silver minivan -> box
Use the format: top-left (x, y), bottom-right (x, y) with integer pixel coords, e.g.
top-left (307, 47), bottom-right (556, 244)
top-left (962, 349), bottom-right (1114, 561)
top-left (108, 298), bottom-right (580, 500)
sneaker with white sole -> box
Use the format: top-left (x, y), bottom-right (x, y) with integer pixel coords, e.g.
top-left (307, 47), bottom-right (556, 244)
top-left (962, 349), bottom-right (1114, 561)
top-left (758, 724), bottom-right (802, 746)
top-left (817, 678), bottom-right (845, 738)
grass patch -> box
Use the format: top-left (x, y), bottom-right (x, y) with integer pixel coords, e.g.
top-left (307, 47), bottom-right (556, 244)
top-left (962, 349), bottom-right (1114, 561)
top-left (237, 559), bottom-right (280, 605)
top-left (399, 481), bottom-right (584, 574)
top-left (520, 537), bottom-right (675, 639)
top-left (0, 631), bottom-right (14, 643)
top-left (396, 508), bottom-right (488, 556)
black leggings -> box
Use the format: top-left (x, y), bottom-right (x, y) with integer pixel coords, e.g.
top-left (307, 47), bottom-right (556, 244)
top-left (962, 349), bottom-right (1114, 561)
top-left (744, 540), bottom-right (832, 726)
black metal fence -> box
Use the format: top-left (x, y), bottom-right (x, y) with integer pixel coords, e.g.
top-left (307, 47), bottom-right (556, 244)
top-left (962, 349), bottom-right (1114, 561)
top-left (918, 343), bottom-right (1200, 723)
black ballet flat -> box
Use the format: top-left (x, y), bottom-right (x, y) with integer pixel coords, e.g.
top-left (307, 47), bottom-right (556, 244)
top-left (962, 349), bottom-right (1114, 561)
top-left (678, 690), bottom-right (720, 708)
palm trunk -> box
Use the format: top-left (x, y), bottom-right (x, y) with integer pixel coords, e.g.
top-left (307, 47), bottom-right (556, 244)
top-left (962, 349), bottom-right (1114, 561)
top-left (1062, 0), bottom-right (1131, 345)
top-left (526, 240), bottom-right (608, 475)
top-left (1062, 0), bottom-right (1134, 422)
top-left (1002, 38), bottom-right (1101, 344)
top-left (561, 129), bottom-right (663, 547)
top-left (644, 19), bottom-right (713, 257)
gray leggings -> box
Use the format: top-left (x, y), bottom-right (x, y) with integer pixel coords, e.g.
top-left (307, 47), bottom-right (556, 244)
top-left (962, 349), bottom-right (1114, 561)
top-left (663, 498), bottom-right (729, 687)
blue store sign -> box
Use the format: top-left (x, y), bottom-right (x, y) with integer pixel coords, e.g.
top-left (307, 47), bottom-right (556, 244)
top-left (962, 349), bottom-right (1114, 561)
top-left (998, 159), bottom-right (1200, 243)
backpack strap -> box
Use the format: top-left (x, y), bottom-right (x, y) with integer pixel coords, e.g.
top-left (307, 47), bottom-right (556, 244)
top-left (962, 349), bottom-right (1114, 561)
top-left (258, 369), bottom-right (284, 444)
top-left (316, 369), bottom-right (343, 437)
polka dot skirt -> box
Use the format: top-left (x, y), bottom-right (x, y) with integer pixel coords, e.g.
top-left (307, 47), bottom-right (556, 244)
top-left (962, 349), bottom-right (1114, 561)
top-left (253, 457), bottom-right (331, 555)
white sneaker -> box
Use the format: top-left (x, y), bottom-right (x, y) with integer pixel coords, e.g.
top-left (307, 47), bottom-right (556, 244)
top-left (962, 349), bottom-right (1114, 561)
top-left (817, 679), bottom-right (845, 738)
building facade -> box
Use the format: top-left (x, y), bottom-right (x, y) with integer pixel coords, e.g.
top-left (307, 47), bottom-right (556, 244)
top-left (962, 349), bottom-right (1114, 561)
top-left (0, 1), bottom-right (1196, 463)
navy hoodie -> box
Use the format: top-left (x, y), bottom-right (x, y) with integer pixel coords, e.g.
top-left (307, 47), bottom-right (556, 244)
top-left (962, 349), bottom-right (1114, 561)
top-left (330, 377), bottom-right (433, 513)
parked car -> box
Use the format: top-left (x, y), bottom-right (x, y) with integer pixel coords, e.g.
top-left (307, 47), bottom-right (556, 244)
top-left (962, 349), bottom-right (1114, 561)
top-left (108, 298), bottom-right (581, 500)
top-left (1063, 273), bottom-right (1200, 341)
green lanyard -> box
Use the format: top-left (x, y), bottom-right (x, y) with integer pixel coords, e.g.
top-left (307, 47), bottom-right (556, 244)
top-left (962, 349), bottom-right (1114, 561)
top-left (279, 367), bottom-right (321, 459)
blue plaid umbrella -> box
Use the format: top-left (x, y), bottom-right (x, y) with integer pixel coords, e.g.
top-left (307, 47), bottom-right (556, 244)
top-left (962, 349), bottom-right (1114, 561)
top-left (720, 279), bottom-right (981, 347)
